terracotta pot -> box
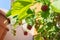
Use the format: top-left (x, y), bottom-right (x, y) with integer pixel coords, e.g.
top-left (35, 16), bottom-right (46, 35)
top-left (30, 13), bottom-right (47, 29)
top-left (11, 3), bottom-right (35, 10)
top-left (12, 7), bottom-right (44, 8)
top-left (0, 10), bottom-right (10, 40)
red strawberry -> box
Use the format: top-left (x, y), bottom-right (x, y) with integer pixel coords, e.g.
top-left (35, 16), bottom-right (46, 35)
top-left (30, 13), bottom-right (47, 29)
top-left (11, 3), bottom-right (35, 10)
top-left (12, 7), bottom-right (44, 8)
top-left (27, 25), bottom-right (32, 30)
top-left (24, 31), bottom-right (28, 36)
top-left (41, 5), bottom-right (48, 11)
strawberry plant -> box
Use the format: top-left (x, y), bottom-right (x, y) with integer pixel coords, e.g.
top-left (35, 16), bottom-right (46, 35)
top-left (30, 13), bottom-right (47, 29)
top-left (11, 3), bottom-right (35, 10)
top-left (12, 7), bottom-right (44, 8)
top-left (6, 0), bottom-right (60, 40)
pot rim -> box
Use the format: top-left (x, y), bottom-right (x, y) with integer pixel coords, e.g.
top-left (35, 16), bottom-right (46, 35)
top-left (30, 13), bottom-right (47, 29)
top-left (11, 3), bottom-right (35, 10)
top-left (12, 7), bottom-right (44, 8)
top-left (0, 10), bottom-right (10, 24)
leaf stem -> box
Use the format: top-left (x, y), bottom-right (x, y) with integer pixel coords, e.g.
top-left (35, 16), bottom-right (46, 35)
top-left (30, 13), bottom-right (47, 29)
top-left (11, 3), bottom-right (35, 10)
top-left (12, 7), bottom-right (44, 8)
top-left (42, 0), bottom-right (46, 5)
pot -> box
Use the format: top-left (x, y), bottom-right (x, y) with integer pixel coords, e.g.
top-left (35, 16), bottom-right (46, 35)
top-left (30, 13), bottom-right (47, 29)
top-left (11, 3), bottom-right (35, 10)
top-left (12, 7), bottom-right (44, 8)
top-left (0, 10), bottom-right (10, 40)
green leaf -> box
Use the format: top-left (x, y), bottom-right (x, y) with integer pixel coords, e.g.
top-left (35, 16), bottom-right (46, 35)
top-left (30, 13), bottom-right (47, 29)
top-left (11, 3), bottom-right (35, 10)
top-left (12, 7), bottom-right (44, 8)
top-left (36, 0), bottom-right (50, 5)
top-left (18, 12), bottom-right (27, 20)
top-left (35, 0), bottom-right (42, 2)
top-left (34, 34), bottom-right (41, 40)
top-left (38, 25), bottom-right (44, 33)
top-left (25, 17), bottom-right (34, 26)
top-left (17, 0), bottom-right (35, 3)
top-left (41, 10), bottom-right (50, 19)
top-left (27, 8), bottom-right (33, 14)
top-left (11, 1), bottom-right (31, 16)
top-left (46, 22), bottom-right (53, 31)
top-left (25, 10), bottom-right (34, 26)
top-left (6, 10), bottom-right (11, 17)
top-left (17, 4), bottom-right (32, 19)
top-left (12, 1), bottom-right (30, 11)
top-left (11, 0), bottom-right (34, 21)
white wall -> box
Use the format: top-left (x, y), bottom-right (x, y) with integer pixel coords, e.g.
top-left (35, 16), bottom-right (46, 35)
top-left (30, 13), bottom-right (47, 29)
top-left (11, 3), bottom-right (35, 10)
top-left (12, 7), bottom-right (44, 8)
top-left (4, 24), bottom-right (34, 40)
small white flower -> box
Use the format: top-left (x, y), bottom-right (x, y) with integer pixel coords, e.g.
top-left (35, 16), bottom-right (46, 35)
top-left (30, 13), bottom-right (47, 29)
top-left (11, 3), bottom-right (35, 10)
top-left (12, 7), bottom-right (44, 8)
top-left (56, 22), bottom-right (60, 29)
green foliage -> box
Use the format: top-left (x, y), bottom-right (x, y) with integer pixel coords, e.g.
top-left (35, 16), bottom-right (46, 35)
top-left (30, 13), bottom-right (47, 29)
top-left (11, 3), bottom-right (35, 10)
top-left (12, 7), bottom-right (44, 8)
top-left (17, 0), bottom-right (35, 3)
top-left (34, 34), bottom-right (41, 40)
top-left (11, 1), bottom-right (31, 16)
top-left (6, 10), bottom-right (11, 17)
top-left (36, 0), bottom-right (50, 5)
top-left (6, 0), bottom-right (60, 40)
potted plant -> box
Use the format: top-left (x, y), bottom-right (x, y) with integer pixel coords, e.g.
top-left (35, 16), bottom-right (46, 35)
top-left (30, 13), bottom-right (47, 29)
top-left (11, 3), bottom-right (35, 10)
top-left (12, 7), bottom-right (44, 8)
top-left (6, 0), bottom-right (60, 40)
top-left (0, 10), bottom-right (10, 40)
